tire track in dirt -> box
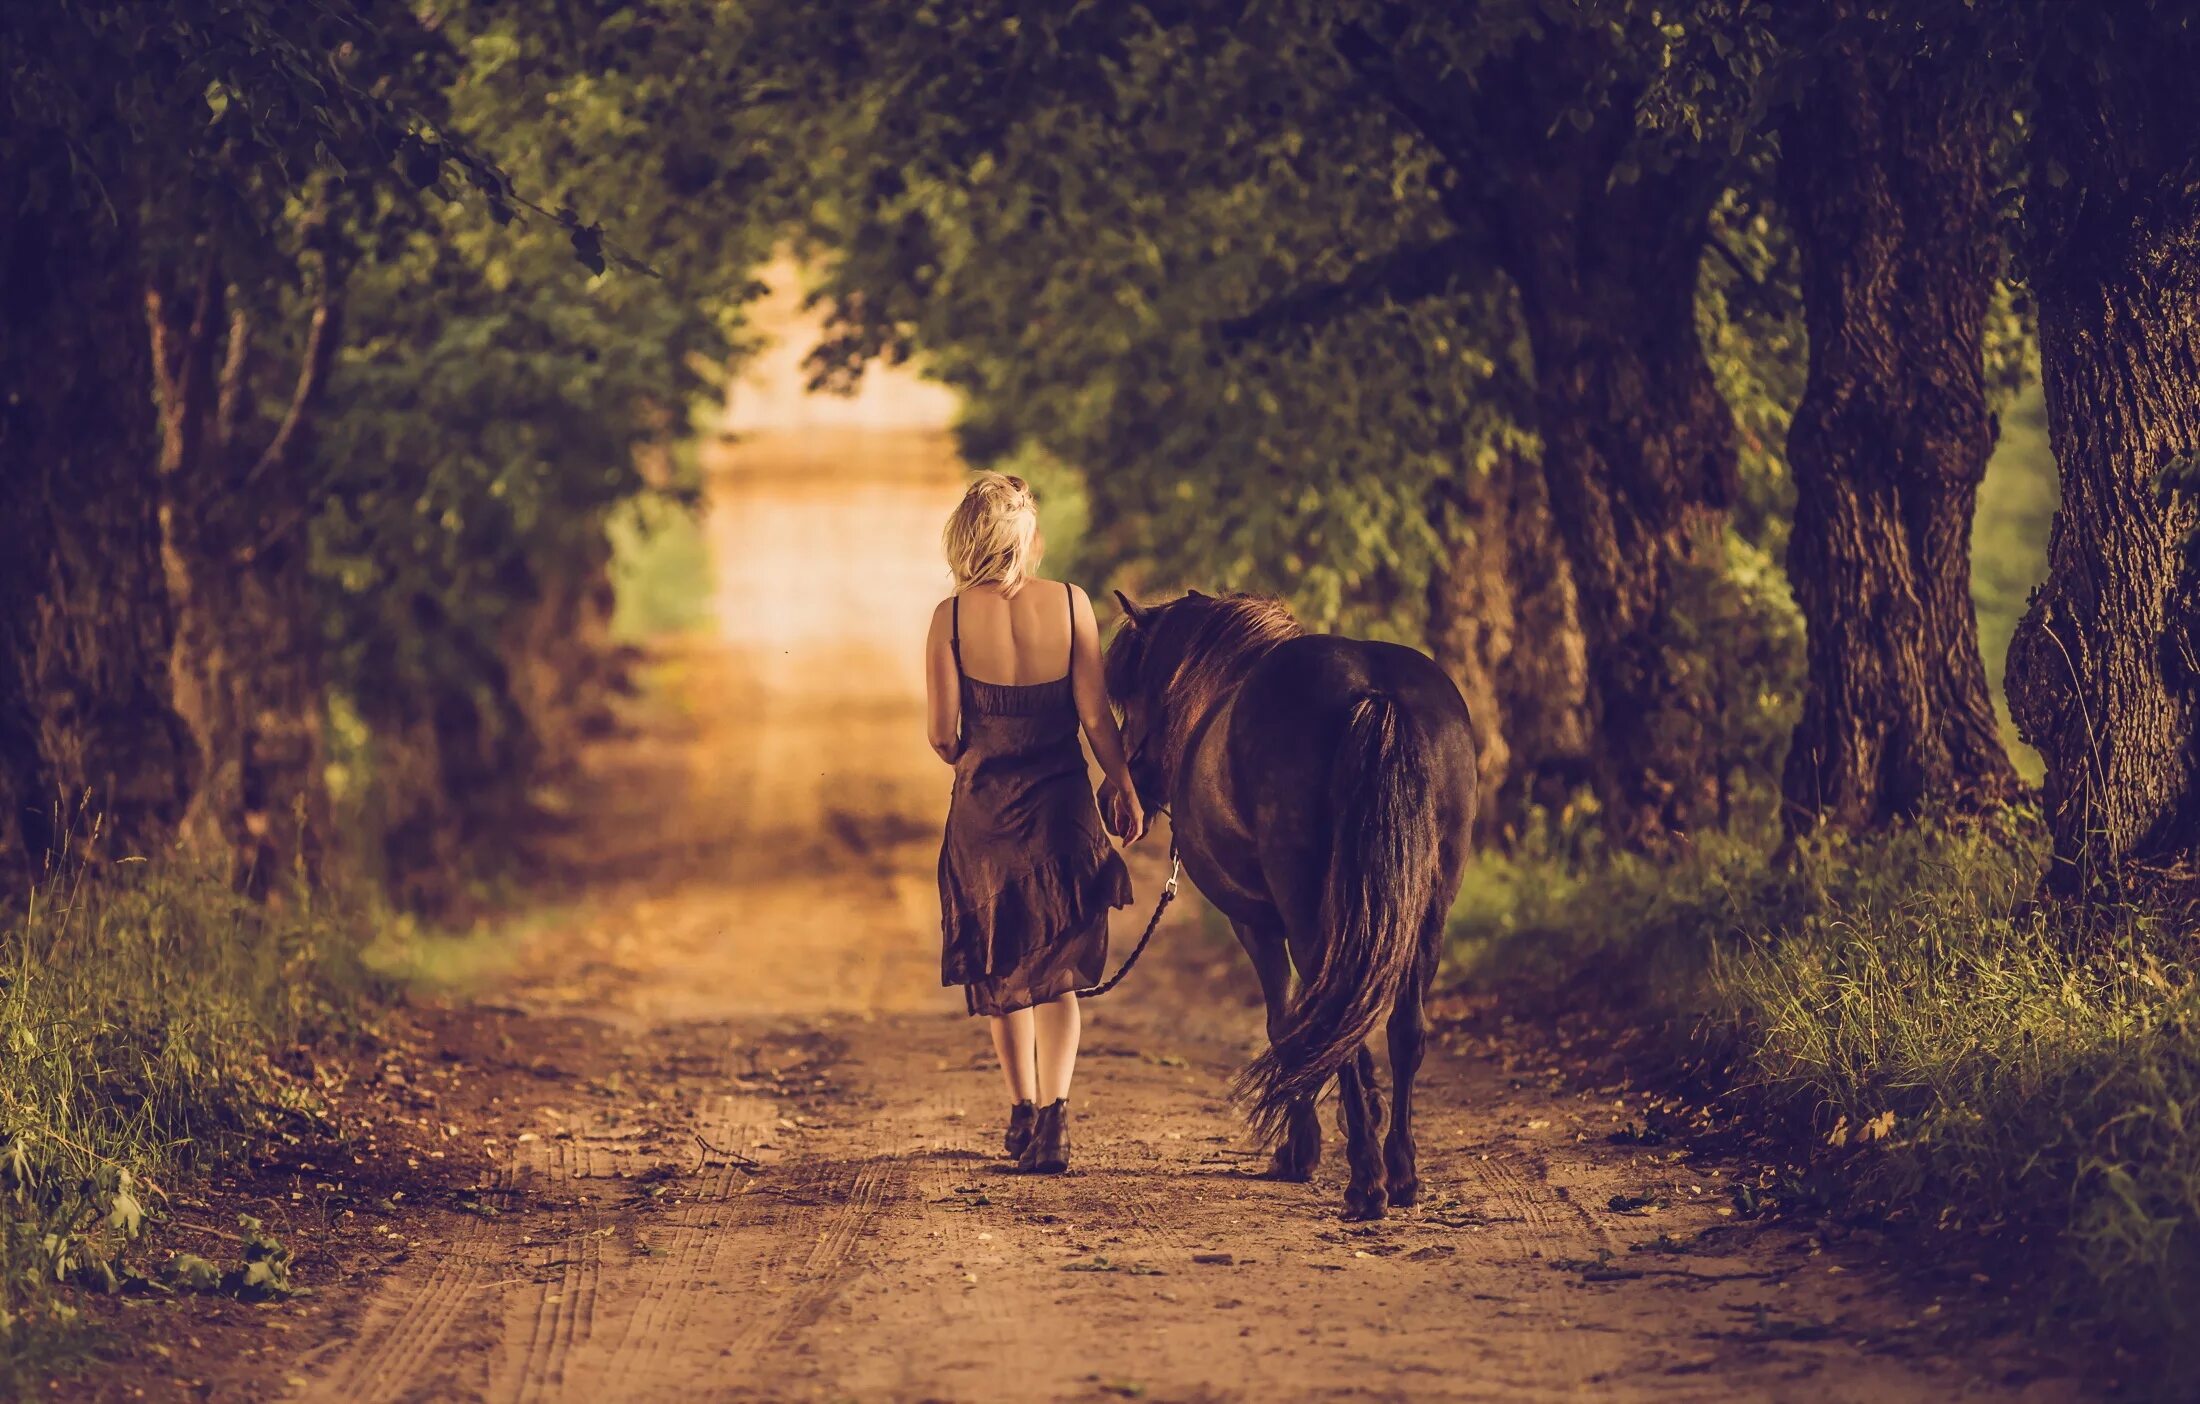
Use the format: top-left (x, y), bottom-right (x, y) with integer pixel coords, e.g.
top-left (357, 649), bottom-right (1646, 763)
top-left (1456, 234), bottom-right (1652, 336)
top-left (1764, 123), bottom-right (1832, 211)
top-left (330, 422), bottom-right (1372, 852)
top-left (1459, 1147), bottom-right (1611, 1392)
top-left (300, 1159), bottom-right (518, 1403)
top-left (501, 1136), bottom-right (607, 1403)
top-left (827, 1057), bottom-right (1064, 1397)
top-left (564, 1083), bottom-right (779, 1394)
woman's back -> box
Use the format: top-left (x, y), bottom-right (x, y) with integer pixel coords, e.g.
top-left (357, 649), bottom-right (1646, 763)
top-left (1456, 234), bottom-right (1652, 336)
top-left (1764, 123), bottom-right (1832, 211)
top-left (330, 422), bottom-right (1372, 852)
top-left (953, 580), bottom-right (1074, 686)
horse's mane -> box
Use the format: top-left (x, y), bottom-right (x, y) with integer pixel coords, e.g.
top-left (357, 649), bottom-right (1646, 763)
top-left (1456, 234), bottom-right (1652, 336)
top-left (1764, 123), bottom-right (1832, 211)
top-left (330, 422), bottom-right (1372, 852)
top-left (1108, 592), bottom-right (1303, 777)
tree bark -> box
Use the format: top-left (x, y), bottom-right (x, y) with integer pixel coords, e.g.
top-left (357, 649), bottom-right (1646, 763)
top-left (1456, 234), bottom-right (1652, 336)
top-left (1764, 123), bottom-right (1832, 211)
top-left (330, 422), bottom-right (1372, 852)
top-left (1494, 440), bottom-right (1594, 828)
top-left (1499, 156), bottom-right (1739, 850)
top-left (1777, 32), bottom-right (2020, 832)
top-left (2007, 6), bottom-right (2200, 899)
top-left (1425, 446), bottom-right (1592, 845)
top-left (359, 580), bottom-right (551, 916)
top-left (0, 169), bottom-right (195, 874)
top-left (150, 266), bottom-right (339, 897)
top-left (1425, 459), bottom-right (1516, 831)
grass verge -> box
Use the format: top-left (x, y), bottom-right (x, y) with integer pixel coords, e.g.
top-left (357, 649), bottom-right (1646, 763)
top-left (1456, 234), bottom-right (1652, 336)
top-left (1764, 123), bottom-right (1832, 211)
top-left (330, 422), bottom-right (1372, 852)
top-left (1449, 808), bottom-right (2199, 1365)
top-left (0, 857), bottom-right (382, 1385)
top-left (608, 457), bottom-right (713, 644)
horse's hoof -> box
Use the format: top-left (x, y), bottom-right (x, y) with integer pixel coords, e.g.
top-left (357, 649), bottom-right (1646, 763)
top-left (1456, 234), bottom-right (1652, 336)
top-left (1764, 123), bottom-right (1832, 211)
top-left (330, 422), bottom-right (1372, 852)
top-left (1343, 1185), bottom-right (1388, 1220)
top-left (1261, 1151), bottom-right (1314, 1183)
top-left (1386, 1177), bottom-right (1420, 1208)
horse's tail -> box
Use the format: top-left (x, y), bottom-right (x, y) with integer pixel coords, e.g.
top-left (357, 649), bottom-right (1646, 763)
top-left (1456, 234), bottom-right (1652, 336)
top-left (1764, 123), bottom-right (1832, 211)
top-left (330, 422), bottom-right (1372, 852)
top-left (1235, 692), bottom-right (1437, 1144)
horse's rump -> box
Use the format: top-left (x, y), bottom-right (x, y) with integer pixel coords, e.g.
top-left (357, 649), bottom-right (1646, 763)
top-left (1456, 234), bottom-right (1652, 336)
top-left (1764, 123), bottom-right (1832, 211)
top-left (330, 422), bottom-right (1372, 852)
top-left (1233, 686), bottom-right (1444, 1141)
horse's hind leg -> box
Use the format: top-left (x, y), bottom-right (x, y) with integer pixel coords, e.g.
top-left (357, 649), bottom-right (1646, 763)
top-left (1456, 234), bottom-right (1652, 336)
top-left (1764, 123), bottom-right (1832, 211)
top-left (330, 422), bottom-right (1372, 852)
top-left (1234, 918), bottom-right (1320, 1180)
top-left (1383, 918), bottom-right (1442, 1207)
top-left (1337, 1044), bottom-right (1388, 1220)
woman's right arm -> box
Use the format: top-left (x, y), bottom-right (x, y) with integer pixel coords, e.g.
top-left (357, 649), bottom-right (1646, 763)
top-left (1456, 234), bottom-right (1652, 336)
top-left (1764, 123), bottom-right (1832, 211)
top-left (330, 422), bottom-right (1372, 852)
top-left (925, 599), bottom-right (961, 764)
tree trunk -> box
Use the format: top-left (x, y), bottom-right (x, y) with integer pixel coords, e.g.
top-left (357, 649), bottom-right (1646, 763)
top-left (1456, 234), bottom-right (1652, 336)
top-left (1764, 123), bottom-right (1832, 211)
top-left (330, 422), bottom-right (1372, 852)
top-left (2006, 7), bottom-right (2200, 899)
top-left (168, 526), bottom-right (328, 897)
top-left (0, 170), bottom-right (195, 874)
top-left (1425, 446), bottom-right (1593, 845)
top-left (1499, 158), bottom-right (1738, 851)
top-left (150, 271), bottom-right (338, 897)
top-left (361, 585), bottom-right (546, 915)
top-left (1494, 440), bottom-right (1594, 829)
top-left (1777, 32), bottom-right (2020, 832)
top-left (1425, 459), bottom-right (1516, 832)
top-left (501, 524), bottom-right (624, 766)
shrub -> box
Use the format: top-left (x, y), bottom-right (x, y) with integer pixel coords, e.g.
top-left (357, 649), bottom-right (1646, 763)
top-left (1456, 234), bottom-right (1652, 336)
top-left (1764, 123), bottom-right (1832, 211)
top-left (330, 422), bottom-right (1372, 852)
top-left (0, 856), bottom-right (378, 1375)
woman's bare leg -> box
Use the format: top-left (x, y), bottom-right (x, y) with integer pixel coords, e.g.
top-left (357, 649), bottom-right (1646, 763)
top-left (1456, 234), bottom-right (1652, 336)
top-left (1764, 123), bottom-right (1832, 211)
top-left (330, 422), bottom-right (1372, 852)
top-left (1033, 992), bottom-right (1081, 1103)
top-left (990, 1008), bottom-right (1038, 1102)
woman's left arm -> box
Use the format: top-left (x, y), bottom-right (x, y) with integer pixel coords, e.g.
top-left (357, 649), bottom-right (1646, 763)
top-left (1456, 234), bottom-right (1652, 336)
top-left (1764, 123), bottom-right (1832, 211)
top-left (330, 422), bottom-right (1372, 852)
top-left (925, 598), bottom-right (961, 764)
top-left (1070, 585), bottom-right (1146, 842)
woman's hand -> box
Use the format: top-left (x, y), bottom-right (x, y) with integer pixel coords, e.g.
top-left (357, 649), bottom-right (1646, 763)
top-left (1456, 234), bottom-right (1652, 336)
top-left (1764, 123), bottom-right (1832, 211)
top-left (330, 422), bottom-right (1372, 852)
top-left (1100, 776), bottom-right (1147, 845)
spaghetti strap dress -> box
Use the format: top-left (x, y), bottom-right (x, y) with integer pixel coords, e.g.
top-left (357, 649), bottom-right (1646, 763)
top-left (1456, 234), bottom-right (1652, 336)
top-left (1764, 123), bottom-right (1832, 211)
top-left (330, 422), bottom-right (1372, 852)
top-left (938, 582), bottom-right (1133, 1016)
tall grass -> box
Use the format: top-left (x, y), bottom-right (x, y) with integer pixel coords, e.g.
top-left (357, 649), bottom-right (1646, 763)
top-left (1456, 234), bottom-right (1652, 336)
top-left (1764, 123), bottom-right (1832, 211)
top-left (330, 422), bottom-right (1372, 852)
top-left (0, 856), bottom-right (379, 1369)
top-left (1450, 811), bottom-right (2200, 1354)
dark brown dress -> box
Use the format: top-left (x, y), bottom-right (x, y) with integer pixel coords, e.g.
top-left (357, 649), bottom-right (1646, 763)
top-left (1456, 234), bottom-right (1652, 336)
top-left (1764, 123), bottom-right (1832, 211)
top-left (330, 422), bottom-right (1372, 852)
top-left (939, 583), bottom-right (1133, 1016)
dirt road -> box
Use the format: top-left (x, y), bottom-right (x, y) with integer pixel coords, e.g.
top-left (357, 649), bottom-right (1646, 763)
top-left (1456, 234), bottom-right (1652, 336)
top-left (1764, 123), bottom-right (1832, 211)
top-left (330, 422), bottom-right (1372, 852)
top-left (256, 438), bottom-right (2071, 1403)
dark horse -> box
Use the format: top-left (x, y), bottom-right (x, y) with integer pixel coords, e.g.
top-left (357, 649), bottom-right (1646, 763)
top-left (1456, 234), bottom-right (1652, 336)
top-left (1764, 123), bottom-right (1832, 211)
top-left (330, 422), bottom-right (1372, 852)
top-left (1105, 591), bottom-right (1478, 1219)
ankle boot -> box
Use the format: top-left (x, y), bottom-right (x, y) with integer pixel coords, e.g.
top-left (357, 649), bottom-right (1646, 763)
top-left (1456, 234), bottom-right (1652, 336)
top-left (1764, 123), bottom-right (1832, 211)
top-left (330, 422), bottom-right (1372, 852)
top-left (1004, 1100), bottom-right (1037, 1158)
top-left (1017, 1099), bottom-right (1070, 1174)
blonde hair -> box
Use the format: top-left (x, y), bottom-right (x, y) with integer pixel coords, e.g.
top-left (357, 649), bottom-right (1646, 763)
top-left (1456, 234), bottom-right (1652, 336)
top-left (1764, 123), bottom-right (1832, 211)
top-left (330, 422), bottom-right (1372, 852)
top-left (943, 471), bottom-right (1042, 595)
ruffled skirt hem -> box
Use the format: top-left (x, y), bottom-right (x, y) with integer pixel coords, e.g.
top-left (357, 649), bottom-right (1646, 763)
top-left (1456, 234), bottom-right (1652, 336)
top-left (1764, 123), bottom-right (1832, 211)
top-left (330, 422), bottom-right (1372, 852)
top-left (941, 842), bottom-right (1133, 1009)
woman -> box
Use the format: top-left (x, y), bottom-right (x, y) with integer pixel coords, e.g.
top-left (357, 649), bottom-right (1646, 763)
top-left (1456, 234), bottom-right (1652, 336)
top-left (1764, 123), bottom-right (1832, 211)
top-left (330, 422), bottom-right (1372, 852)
top-left (928, 471), bottom-right (1145, 1174)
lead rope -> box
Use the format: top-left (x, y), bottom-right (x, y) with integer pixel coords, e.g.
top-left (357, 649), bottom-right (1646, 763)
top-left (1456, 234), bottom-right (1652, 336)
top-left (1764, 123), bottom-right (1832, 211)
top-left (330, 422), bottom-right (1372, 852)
top-left (1076, 845), bottom-right (1179, 999)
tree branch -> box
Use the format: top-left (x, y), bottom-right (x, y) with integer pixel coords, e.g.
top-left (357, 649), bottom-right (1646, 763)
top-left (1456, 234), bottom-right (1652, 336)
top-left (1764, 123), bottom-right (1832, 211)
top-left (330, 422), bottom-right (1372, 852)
top-left (1215, 234), bottom-right (1489, 345)
top-left (145, 253), bottom-right (223, 479)
top-left (243, 276), bottom-right (343, 491)
top-left (1332, 12), bottom-right (1478, 166)
top-left (215, 305), bottom-right (252, 454)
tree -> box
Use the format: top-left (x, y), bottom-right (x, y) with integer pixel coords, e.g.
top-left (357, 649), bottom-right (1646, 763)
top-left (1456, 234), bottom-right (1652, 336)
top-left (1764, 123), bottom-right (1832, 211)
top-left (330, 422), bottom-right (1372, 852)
top-left (1302, 2), bottom-right (1761, 850)
top-left (146, 207), bottom-right (355, 896)
top-left (0, 5), bottom-right (380, 874)
top-left (1774, 5), bottom-right (2023, 830)
top-left (775, 1), bottom-right (1565, 810)
top-left (2006, 0), bottom-right (2200, 900)
top-left (0, 156), bottom-right (195, 872)
top-left (2, 1), bottom-right (706, 896)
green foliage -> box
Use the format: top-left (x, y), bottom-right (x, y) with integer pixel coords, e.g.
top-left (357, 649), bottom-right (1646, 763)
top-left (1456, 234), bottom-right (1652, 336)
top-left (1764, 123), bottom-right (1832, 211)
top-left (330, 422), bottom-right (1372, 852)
top-left (0, 857), bottom-right (377, 1379)
top-left (984, 440), bottom-right (1096, 591)
top-left (608, 486), bottom-right (714, 643)
top-left (1974, 382), bottom-right (2059, 777)
top-left (3, 1), bottom-right (623, 282)
top-left (1675, 529), bottom-right (1807, 822)
top-left (1450, 813), bottom-right (2200, 1356)
top-left (1698, 185), bottom-right (1804, 551)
